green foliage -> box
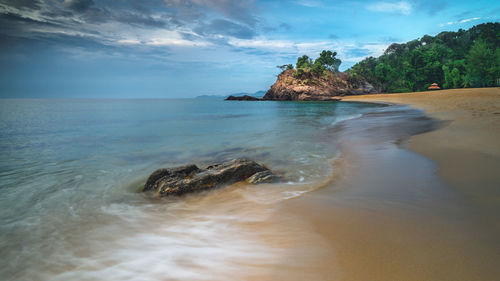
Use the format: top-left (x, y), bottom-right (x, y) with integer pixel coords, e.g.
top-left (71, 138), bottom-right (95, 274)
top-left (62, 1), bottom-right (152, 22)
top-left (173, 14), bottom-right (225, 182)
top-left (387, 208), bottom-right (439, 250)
top-left (311, 60), bottom-right (326, 74)
top-left (289, 50), bottom-right (344, 78)
top-left (277, 64), bottom-right (294, 72)
top-left (442, 65), bottom-right (451, 88)
top-left (293, 68), bottom-right (305, 78)
top-left (465, 39), bottom-right (500, 87)
top-left (450, 67), bottom-right (461, 88)
top-left (296, 55), bottom-right (313, 69)
top-left (348, 22), bottom-right (500, 92)
top-left (314, 50), bottom-right (342, 72)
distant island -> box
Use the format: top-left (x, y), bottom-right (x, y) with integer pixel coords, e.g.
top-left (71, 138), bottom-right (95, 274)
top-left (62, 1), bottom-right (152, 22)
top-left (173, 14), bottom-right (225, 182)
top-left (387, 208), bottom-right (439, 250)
top-left (227, 22), bottom-right (499, 101)
top-left (197, 91), bottom-right (266, 100)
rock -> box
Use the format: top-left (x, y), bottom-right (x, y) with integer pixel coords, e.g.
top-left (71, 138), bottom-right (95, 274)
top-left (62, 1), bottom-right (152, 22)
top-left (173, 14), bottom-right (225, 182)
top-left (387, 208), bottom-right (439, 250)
top-left (143, 165), bottom-right (200, 192)
top-left (143, 159), bottom-right (278, 197)
top-left (262, 69), bottom-right (377, 101)
top-left (245, 170), bottom-right (279, 184)
top-left (225, 95), bottom-right (261, 101)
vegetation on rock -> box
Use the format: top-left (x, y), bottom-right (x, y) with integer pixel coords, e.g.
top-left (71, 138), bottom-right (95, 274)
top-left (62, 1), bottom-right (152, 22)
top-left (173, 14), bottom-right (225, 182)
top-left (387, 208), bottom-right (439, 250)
top-left (277, 50), bottom-right (342, 79)
top-left (264, 50), bottom-right (376, 100)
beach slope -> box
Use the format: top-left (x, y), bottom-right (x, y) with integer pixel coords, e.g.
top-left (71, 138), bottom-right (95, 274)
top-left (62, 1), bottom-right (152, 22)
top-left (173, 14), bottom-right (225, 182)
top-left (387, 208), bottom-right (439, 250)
top-left (342, 88), bottom-right (500, 233)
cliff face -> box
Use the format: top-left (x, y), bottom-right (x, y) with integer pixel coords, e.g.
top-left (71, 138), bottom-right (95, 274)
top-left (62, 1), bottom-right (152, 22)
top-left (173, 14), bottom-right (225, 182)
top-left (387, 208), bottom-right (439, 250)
top-left (263, 69), bottom-right (377, 101)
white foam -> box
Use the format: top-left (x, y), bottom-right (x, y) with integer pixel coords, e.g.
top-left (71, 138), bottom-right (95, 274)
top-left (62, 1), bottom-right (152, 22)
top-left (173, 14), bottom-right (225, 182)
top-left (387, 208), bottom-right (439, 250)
top-left (48, 202), bottom-right (283, 281)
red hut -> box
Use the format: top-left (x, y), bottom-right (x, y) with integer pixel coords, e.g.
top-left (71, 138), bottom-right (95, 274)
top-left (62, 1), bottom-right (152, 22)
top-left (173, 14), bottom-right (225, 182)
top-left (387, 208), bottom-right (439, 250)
top-left (428, 83), bottom-right (440, 90)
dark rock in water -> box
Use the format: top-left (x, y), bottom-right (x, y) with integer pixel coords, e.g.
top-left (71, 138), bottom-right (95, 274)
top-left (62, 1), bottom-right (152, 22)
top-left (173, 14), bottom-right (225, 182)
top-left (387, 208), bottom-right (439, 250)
top-left (245, 170), bottom-right (279, 184)
top-left (143, 159), bottom-right (277, 197)
top-left (225, 95), bottom-right (261, 101)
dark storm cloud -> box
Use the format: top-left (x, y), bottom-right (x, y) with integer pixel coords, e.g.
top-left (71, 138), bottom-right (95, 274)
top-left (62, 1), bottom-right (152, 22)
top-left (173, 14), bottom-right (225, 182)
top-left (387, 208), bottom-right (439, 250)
top-left (0, 11), bottom-right (53, 26)
top-left (0, 0), bottom-right (42, 9)
top-left (0, 0), bottom-right (259, 44)
top-left (195, 19), bottom-right (256, 39)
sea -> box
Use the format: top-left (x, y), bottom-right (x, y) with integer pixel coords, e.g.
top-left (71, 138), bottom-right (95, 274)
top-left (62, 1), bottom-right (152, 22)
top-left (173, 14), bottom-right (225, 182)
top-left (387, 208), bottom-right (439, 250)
top-left (0, 98), bottom-right (388, 280)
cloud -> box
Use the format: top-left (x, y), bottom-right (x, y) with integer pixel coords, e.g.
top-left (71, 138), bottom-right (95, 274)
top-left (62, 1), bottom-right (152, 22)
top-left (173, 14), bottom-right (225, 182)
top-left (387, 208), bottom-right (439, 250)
top-left (295, 0), bottom-right (323, 8)
top-left (114, 12), bottom-right (168, 28)
top-left (0, 0), bottom-right (261, 52)
top-left (226, 37), bottom-right (388, 67)
top-left (413, 0), bottom-right (447, 15)
top-left (366, 1), bottom-right (412, 15)
top-left (279, 22), bottom-right (291, 30)
top-left (64, 0), bottom-right (94, 12)
top-left (1, 0), bottom-right (42, 9)
top-left (194, 19), bottom-right (256, 39)
top-left (439, 17), bottom-right (482, 27)
top-left (164, 0), bottom-right (257, 26)
top-left (228, 38), bottom-right (295, 50)
top-left (328, 34), bottom-right (338, 39)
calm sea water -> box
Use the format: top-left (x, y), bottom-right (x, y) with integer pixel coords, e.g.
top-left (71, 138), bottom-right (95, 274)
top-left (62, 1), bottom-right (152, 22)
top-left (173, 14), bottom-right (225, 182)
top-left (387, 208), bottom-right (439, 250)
top-left (0, 98), bottom-right (381, 280)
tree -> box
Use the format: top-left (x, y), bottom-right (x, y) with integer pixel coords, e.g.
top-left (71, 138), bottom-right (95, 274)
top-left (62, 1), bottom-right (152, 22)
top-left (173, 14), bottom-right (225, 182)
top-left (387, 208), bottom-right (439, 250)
top-left (296, 55), bottom-right (313, 69)
top-left (375, 62), bottom-right (396, 91)
top-left (466, 39), bottom-right (498, 87)
top-left (442, 65), bottom-right (451, 88)
top-left (277, 64), bottom-right (294, 72)
top-left (311, 60), bottom-right (326, 74)
top-left (314, 50), bottom-right (342, 72)
top-left (450, 68), bottom-right (462, 88)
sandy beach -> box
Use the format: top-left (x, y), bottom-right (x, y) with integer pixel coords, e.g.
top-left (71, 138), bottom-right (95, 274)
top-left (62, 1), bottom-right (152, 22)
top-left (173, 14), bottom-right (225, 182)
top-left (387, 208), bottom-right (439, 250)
top-left (318, 87), bottom-right (500, 280)
top-left (342, 88), bottom-right (500, 234)
top-left (250, 88), bottom-right (500, 280)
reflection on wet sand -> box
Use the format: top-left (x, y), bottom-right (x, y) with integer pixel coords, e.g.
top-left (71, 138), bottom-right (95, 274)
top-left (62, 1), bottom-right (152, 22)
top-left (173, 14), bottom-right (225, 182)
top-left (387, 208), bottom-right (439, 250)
top-left (233, 105), bottom-right (500, 280)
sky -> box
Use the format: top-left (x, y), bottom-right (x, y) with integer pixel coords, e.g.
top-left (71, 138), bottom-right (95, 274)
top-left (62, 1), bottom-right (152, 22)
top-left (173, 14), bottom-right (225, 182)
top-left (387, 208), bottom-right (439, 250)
top-left (0, 0), bottom-right (499, 98)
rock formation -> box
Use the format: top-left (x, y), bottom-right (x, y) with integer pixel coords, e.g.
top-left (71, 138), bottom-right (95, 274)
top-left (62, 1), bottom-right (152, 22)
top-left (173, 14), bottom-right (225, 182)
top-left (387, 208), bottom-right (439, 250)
top-left (143, 159), bottom-right (278, 197)
top-left (262, 69), bottom-right (377, 101)
top-left (225, 95), bottom-right (261, 101)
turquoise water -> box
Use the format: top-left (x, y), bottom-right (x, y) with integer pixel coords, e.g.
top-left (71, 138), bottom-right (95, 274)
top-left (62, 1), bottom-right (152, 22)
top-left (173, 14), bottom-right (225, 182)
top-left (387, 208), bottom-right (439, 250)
top-left (0, 99), bottom-right (381, 280)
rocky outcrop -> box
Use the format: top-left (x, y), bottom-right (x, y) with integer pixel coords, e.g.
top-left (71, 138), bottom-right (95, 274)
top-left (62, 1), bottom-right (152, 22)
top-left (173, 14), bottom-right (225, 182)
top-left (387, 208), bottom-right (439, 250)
top-left (225, 95), bottom-right (261, 101)
top-left (143, 159), bottom-right (278, 197)
top-left (262, 69), bottom-right (377, 101)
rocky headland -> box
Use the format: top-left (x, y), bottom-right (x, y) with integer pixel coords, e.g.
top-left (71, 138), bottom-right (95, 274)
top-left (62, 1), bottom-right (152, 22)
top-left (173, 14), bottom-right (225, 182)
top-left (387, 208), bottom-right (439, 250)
top-left (226, 70), bottom-right (377, 101)
top-left (226, 50), bottom-right (378, 101)
top-left (262, 69), bottom-right (377, 101)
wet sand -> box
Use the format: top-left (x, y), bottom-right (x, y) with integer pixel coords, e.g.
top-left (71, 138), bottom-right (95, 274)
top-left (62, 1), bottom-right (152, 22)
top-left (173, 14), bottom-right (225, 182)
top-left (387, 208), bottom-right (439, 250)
top-left (310, 87), bottom-right (500, 280)
top-left (241, 88), bottom-right (500, 280)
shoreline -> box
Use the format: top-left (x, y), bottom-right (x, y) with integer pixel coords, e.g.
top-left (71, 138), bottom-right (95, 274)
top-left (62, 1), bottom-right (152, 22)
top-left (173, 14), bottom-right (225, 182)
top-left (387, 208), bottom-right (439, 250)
top-left (246, 89), bottom-right (500, 280)
top-left (2, 92), bottom-right (499, 280)
top-left (341, 88), bottom-right (500, 235)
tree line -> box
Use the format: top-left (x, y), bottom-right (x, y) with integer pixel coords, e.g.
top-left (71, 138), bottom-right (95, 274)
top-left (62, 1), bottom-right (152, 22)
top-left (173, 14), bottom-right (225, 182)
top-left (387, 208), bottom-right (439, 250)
top-left (348, 22), bottom-right (500, 92)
